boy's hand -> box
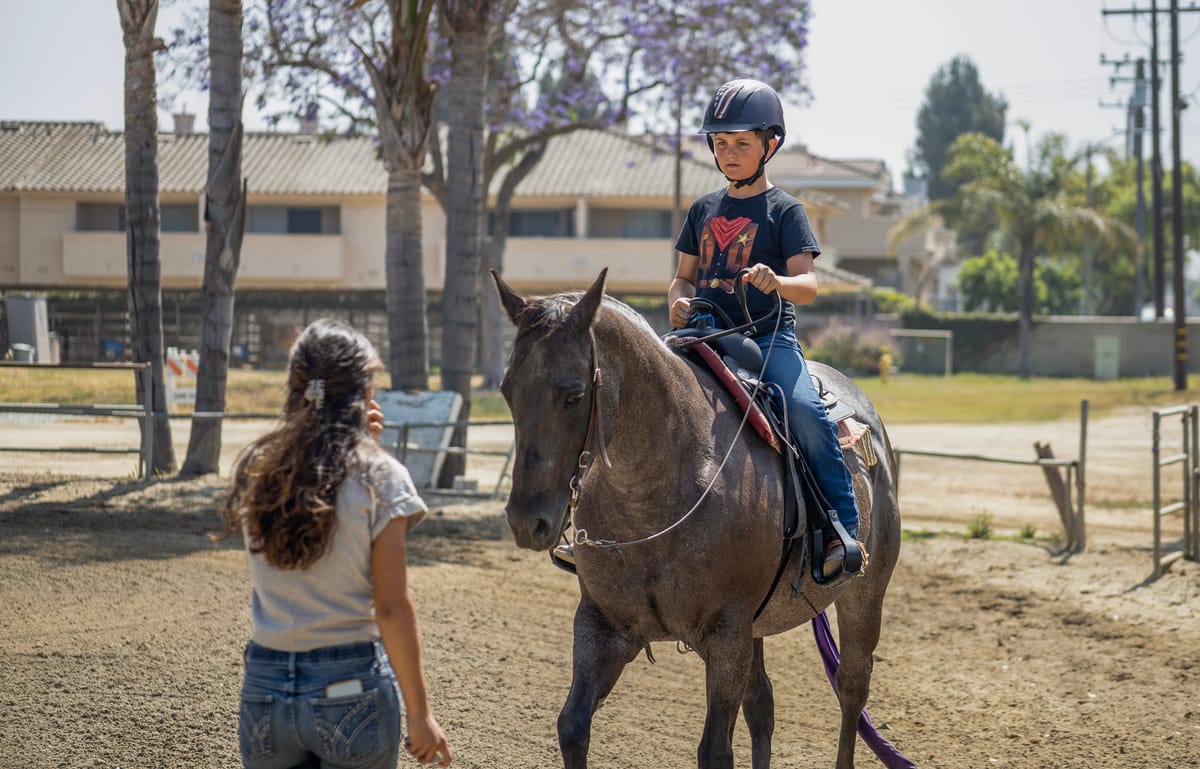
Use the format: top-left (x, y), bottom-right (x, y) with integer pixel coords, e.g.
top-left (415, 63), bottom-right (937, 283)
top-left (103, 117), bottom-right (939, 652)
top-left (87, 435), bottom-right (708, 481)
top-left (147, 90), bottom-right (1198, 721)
top-left (669, 297), bottom-right (694, 328)
top-left (366, 399), bottom-right (384, 442)
top-left (741, 264), bottom-right (780, 294)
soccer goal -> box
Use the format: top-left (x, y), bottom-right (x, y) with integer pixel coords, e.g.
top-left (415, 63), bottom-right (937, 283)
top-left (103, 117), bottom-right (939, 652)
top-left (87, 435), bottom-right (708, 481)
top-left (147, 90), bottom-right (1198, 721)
top-left (889, 329), bottom-right (953, 376)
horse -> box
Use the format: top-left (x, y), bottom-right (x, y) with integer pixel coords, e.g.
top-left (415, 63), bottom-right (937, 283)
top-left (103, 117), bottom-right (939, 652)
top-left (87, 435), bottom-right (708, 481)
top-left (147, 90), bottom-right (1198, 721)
top-left (493, 268), bottom-right (905, 769)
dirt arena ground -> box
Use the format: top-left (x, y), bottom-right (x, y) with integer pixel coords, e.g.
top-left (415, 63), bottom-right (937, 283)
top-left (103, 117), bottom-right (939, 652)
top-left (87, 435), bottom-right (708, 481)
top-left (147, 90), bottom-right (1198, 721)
top-left (1, 408), bottom-right (1198, 768)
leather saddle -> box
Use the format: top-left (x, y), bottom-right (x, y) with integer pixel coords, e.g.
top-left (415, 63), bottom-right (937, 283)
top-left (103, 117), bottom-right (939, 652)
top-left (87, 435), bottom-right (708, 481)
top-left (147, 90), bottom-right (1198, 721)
top-left (664, 327), bottom-right (869, 590)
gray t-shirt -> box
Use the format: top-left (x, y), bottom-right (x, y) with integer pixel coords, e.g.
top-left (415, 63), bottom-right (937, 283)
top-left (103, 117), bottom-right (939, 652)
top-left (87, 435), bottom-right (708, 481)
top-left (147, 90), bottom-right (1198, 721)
top-left (246, 448), bottom-right (428, 652)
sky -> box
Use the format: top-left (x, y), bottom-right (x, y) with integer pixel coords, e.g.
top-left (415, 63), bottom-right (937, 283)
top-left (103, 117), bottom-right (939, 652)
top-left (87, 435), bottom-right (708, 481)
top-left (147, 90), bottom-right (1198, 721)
top-left (1, 0), bottom-right (1198, 192)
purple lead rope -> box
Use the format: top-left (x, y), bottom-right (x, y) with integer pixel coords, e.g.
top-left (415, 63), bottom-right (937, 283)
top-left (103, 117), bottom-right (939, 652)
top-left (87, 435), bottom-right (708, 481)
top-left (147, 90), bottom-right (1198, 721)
top-left (812, 610), bottom-right (918, 769)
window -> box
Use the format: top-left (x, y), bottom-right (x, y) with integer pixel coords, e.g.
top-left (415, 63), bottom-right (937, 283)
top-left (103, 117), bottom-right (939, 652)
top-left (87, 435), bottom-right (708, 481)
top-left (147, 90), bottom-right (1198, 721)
top-left (248, 205), bottom-right (341, 234)
top-left (625, 209), bottom-right (672, 238)
top-left (76, 203), bottom-right (199, 232)
top-left (507, 209), bottom-right (574, 237)
top-left (76, 203), bottom-right (124, 231)
top-left (161, 204), bottom-right (199, 232)
top-left (588, 209), bottom-right (673, 239)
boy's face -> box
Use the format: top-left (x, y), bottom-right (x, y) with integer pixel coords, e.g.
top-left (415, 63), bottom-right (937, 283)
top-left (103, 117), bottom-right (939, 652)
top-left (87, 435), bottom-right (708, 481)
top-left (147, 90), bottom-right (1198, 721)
top-left (710, 131), bottom-right (777, 181)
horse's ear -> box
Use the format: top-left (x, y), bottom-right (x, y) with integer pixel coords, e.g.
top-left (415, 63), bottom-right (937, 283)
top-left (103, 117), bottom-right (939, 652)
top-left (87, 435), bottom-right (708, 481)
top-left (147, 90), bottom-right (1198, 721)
top-left (491, 269), bottom-right (527, 325)
top-left (568, 268), bottom-right (608, 333)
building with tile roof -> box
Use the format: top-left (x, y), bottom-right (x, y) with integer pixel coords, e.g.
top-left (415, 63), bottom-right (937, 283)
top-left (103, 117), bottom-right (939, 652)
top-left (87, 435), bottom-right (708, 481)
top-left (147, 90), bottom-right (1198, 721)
top-left (3, 118), bottom-right (929, 362)
top-left (0, 119), bottom-right (885, 296)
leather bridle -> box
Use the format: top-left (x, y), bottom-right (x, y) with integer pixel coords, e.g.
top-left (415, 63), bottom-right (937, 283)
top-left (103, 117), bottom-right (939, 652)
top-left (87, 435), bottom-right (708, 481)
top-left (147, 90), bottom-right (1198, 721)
top-left (564, 329), bottom-right (611, 533)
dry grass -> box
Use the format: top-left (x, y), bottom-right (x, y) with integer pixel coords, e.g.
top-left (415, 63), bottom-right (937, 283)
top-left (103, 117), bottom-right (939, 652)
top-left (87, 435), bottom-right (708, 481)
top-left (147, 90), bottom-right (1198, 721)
top-left (3, 365), bottom-right (1199, 424)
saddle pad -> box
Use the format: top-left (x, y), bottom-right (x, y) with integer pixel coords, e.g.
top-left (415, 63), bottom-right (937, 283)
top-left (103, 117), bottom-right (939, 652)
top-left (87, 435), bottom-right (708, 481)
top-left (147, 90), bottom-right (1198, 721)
top-left (838, 417), bottom-right (878, 467)
top-left (691, 342), bottom-right (781, 453)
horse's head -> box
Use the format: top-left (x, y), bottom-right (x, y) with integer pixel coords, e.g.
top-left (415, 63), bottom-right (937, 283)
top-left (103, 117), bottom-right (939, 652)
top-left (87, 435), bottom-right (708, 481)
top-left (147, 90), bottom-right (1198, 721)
top-left (492, 269), bottom-right (609, 551)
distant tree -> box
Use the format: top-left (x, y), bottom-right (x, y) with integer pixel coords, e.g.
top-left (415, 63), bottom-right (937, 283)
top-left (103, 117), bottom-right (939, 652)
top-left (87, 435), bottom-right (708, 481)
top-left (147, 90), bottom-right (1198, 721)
top-left (1086, 152), bottom-right (1200, 315)
top-left (254, 0), bottom-right (438, 389)
top-left (913, 55), bottom-right (1006, 201)
top-left (181, 0), bottom-right (247, 477)
top-left (118, 0), bottom-right (175, 473)
top-left (958, 249), bottom-right (1080, 315)
top-left (957, 249), bottom-right (1019, 312)
top-left (944, 132), bottom-right (1129, 377)
top-left (445, 0), bottom-right (814, 387)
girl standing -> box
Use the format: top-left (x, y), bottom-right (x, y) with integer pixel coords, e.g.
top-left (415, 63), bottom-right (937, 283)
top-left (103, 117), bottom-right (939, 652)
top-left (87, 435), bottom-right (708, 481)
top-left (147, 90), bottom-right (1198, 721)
top-left (217, 318), bottom-right (452, 767)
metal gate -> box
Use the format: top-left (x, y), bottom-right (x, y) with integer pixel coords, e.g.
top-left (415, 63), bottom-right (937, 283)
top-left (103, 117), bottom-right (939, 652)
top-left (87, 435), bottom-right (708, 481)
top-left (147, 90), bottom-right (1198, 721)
top-left (1151, 404), bottom-right (1200, 577)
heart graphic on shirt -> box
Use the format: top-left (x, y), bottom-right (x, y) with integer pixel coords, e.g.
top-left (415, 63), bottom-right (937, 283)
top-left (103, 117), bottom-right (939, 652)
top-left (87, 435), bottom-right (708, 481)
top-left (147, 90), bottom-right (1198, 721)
top-left (709, 216), bottom-right (751, 251)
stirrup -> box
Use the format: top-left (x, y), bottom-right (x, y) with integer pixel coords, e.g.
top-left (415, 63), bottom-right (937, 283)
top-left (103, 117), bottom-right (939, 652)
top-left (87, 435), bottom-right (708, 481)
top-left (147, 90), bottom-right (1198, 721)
top-left (549, 543), bottom-right (577, 574)
top-left (811, 511), bottom-right (863, 587)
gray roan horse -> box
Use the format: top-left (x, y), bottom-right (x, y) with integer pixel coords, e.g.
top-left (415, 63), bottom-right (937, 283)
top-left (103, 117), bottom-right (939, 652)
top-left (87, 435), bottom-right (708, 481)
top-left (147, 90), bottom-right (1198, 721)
top-left (494, 269), bottom-right (904, 769)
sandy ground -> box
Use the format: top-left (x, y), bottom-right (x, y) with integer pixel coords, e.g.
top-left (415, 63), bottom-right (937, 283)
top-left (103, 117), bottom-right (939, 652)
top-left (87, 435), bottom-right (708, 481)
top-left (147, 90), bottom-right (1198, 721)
top-left (1, 407), bottom-right (1198, 768)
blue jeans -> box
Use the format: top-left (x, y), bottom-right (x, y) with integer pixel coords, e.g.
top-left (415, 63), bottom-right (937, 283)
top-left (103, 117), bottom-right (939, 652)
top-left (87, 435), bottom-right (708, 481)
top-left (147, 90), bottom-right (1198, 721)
top-left (754, 327), bottom-right (859, 538)
top-left (239, 639), bottom-right (402, 769)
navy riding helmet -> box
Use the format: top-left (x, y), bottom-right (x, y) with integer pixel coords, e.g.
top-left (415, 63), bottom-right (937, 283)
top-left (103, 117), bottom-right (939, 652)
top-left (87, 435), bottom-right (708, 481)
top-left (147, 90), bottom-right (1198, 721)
top-left (701, 79), bottom-right (786, 188)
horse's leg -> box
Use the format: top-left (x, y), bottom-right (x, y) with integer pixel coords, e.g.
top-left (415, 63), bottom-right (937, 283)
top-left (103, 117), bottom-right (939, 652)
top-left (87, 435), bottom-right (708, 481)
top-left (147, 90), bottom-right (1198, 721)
top-left (696, 627), bottom-right (755, 769)
top-left (830, 576), bottom-right (891, 769)
top-left (558, 598), bottom-right (641, 769)
top-left (741, 637), bottom-right (774, 769)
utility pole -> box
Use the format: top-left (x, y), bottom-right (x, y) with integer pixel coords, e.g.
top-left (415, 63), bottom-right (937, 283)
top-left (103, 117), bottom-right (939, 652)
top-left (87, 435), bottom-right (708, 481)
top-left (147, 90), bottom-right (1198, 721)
top-left (1103, 54), bottom-right (1150, 318)
top-left (1133, 59), bottom-right (1148, 319)
top-left (1083, 147), bottom-right (1095, 315)
top-left (1169, 0), bottom-right (1187, 390)
top-left (1151, 0), bottom-right (1166, 320)
top-left (1103, 2), bottom-right (1198, 390)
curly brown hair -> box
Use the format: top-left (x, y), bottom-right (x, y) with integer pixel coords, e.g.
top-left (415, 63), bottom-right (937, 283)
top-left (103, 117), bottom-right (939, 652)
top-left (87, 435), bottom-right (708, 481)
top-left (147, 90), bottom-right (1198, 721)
top-left (217, 319), bottom-right (383, 569)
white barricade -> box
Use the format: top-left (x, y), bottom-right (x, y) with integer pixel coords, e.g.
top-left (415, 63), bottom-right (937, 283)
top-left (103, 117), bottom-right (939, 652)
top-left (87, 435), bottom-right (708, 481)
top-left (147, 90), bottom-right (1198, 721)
top-left (164, 347), bottom-right (199, 411)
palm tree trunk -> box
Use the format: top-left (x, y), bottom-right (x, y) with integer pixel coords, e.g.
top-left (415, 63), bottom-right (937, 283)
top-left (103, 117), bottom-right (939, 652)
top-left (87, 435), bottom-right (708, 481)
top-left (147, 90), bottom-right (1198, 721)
top-left (182, 0), bottom-right (245, 476)
top-left (384, 167), bottom-right (429, 390)
top-left (437, 2), bottom-right (489, 485)
top-left (480, 141), bottom-right (546, 388)
top-left (118, 0), bottom-right (175, 474)
top-left (1018, 240), bottom-right (1035, 379)
top-left (371, 0), bottom-right (436, 390)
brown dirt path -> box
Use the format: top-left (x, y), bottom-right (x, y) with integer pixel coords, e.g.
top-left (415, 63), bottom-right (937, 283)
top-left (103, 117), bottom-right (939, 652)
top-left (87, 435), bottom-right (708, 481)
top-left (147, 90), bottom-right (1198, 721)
top-left (1, 410), bottom-right (1197, 768)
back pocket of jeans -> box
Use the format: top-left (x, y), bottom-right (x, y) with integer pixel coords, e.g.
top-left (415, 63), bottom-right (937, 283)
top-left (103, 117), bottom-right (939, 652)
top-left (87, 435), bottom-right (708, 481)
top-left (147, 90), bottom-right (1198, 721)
top-left (311, 688), bottom-right (384, 761)
top-left (238, 693), bottom-right (274, 763)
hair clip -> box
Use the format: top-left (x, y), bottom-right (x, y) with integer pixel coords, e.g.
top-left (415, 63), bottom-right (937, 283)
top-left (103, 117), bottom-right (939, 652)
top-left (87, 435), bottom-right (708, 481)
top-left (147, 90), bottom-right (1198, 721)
top-left (304, 378), bottom-right (326, 410)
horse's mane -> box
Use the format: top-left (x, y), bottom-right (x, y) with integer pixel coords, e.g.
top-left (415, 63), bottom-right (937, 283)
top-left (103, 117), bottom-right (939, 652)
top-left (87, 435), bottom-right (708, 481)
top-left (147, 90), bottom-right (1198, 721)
top-left (519, 291), bottom-right (664, 348)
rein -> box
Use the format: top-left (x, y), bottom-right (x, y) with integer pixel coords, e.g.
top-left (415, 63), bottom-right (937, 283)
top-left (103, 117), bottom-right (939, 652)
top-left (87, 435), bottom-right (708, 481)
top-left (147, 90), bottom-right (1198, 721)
top-left (570, 297), bottom-right (785, 552)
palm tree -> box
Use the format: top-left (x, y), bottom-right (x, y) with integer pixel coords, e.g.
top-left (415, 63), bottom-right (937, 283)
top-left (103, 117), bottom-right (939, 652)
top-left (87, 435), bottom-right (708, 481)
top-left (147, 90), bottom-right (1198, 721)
top-left (886, 205), bottom-right (956, 308)
top-left (118, 0), bottom-right (175, 473)
top-left (181, 0), bottom-right (246, 476)
top-left (942, 132), bottom-right (1129, 378)
top-left (362, 0), bottom-right (438, 389)
top-left (436, 0), bottom-right (490, 484)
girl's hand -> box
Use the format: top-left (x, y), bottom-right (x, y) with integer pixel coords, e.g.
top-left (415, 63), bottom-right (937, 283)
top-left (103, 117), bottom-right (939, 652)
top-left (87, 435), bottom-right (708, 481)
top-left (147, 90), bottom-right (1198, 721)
top-left (741, 264), bottom-right (780, 294)
top-left (366, 399), bottom-right (384, 442)
top-left (405, 714), bottom-right (453, 766)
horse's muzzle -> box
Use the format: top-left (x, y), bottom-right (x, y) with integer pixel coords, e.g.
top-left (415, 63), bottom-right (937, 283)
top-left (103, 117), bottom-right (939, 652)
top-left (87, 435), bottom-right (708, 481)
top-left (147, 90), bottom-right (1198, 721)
top-left (504, 493), bottom-right (567, 551)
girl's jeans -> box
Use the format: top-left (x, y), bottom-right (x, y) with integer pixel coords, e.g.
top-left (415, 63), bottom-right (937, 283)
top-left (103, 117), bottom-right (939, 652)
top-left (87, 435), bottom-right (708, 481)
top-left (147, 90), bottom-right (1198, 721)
top-left (239, 639), bottom-right (402, 769)
top-left (755, 326), bottom-right (860, 538)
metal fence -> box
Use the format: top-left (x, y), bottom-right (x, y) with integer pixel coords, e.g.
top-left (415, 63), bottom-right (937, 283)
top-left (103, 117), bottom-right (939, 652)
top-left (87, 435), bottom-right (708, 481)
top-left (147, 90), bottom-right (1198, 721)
top-left (0, 361), bottom-right (155, 480)
top-left (894, 400), bottom-right (1089, 551)
top-left (1151, 404), bottom-right (1200, 577)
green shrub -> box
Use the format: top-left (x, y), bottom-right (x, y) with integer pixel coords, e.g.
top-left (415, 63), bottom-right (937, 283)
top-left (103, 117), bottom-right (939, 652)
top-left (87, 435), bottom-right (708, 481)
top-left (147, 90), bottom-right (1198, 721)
top-left (966, 512), bottom-right (993, 539)
top-left (871, 288), bottom-right (916, 314)
top-left (807, 323), bottom-right (894, 376)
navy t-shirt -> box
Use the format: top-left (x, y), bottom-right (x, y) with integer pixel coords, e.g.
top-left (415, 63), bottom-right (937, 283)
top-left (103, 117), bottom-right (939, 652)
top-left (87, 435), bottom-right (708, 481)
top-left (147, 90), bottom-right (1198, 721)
top-left (674, 185), bottom-right (820, 330)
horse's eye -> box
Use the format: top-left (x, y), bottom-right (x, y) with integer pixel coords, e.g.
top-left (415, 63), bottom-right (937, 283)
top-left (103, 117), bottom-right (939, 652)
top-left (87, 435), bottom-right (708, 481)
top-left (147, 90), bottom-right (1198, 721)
top-left (562, 384), bottom-right (585, 407)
